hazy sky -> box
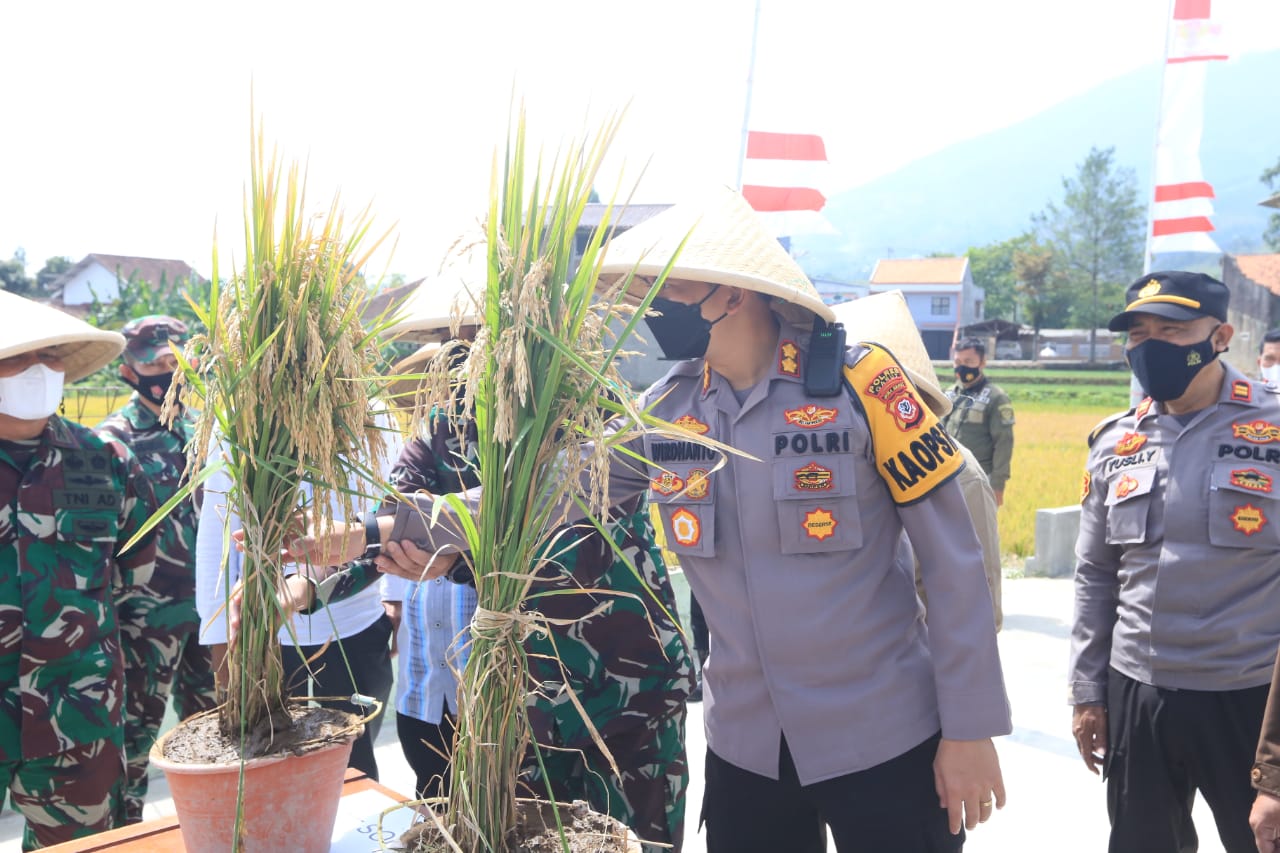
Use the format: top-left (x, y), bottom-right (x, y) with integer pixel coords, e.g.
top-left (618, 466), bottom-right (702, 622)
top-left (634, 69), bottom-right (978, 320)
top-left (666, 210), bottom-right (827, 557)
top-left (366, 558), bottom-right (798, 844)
top-left (3, 0), bottom-right (1279, 281)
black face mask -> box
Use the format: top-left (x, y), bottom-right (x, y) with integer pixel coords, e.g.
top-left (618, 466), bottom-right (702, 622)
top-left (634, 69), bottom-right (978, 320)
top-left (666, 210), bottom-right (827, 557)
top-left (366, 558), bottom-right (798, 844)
top-left (645, 286), bottom-right (728, 361)
top-left (1126, 328), bottom-right (1220, 402)
top-left (955, 365), bottom-right (982, 385)
top-left (124, 370), bottom-right (175, 407)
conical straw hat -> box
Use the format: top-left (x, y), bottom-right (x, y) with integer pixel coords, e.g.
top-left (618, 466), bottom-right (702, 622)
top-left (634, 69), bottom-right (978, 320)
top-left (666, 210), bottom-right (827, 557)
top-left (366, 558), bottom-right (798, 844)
top-left (598, 186), bottom-right (836, 326)
top-left (0, 290), bottom-right (125, 383)
top-left (386, 243), bottom-right (485, 342)
top-left (830, 290), bottom-right (951, 418)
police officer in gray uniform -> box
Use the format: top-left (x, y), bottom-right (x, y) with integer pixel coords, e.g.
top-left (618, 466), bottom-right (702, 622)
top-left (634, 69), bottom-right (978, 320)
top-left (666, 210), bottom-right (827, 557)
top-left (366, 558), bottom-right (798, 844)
top-left (1070, 270), bottom-right (1280, 853)
top-left (290, 188), bottom-right (1012, 852)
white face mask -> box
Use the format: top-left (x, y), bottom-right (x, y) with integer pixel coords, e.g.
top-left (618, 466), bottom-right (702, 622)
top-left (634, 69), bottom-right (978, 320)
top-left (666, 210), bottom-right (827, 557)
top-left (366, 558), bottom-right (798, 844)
top-left (1263, 364), bottom-right (1280, 385)
top-left (0, 362), bottom-right (65, 421)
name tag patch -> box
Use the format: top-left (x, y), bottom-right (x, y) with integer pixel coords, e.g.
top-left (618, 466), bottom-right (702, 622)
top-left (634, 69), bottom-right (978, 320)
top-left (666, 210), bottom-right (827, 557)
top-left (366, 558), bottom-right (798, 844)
top-left (802, 507), bottom-right (837, 541)
top-left (1231, 503), bottom-right (1267, 536)
top-left (1102, 448), bottom-right (1159, 476)
top-left (775, 431), bottom-right (851, 456)
top-left (1218, 444), bottom-right (1280, 464)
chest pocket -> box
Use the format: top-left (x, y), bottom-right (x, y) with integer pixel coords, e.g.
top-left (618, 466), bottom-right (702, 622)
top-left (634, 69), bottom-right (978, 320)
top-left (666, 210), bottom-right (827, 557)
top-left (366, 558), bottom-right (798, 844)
top-left (1104, 465), bottom-right (1156, 545)
top-left (649, 465), bottom-right (716, 559)
top-left (1208, 462), bottom-right (1280, 549)
top-left (53, 488), bottom-right (121, 591)
top-left (771, 452), bottom-right (862, 554)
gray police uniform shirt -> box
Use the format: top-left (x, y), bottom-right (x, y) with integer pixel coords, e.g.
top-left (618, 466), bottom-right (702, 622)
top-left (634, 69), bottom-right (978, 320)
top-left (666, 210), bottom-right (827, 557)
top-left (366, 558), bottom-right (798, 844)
top-left (392, 329), bottom-right (1012, 785)
top-left (1069, 363), bottom-right (1280, 706)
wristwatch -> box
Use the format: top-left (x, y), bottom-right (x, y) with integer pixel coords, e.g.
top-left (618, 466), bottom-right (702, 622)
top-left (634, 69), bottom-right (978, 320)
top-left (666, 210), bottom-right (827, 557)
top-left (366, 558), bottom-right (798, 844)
top-left (360, 511), bottom-right (381, 561)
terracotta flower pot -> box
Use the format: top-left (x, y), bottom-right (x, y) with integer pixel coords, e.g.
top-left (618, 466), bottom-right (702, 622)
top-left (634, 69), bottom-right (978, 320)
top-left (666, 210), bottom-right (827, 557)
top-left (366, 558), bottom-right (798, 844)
top-left (150, 720), bottom-right (357, 853)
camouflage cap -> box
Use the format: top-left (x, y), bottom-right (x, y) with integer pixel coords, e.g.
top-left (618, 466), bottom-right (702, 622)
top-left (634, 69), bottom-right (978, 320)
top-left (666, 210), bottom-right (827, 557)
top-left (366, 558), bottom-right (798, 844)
top-left (121, 315), bottom-right (189, 364)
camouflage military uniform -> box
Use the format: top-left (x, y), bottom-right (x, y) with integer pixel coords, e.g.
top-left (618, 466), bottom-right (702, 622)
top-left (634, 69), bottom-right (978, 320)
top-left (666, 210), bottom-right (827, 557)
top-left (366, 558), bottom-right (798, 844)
top-left (313, 415), bottom-right (694, 851)
top-left (0, 416), bottom-right (158, 850)
top-left (521, 501), bottom-right (695, 853)
top-left (96, 395), bottom-right (217, 824)
top-left (941, 376), bottom-right (1015, 493)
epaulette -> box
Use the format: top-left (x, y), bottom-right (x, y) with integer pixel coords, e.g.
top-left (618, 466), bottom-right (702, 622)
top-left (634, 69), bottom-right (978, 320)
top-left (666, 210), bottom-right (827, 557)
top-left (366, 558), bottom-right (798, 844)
top-left (1087, 408), bottom-right (1133, 448)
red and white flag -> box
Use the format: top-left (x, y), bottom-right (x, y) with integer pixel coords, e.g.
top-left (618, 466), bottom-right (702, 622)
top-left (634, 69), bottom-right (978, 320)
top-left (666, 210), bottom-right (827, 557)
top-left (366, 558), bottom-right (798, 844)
top-left (1149, 0), bottom-right (1227, 256)
top-left (741, 130), bottom-right (835, 237)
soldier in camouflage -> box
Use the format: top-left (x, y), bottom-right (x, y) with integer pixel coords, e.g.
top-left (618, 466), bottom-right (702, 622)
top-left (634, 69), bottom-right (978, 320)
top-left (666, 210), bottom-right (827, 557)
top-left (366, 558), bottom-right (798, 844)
top-left (520, 500), bottom-right (695, 853)
top-left (292, 349), bottom-right (694, 851)
top-left (96, 315), bottom-right (217, 825)
top-left (0, 291), bottom-right (158, 850)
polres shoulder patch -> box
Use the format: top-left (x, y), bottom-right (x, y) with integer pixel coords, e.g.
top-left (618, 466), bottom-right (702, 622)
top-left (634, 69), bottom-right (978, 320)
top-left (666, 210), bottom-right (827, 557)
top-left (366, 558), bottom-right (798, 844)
top-left (847, 342), bottom-right (964, 506)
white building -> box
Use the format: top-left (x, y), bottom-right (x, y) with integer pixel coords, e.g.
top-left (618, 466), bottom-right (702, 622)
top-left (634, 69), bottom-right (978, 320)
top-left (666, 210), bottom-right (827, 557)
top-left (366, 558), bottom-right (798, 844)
top-left (868, 257), bottom-right (983, 359)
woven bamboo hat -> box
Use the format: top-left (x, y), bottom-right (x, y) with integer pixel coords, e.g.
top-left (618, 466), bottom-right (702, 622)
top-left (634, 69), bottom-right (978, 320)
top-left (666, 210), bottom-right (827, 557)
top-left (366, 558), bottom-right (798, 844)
top-left (386, 243), bottom-right (484, 342)
top-left (598, 186), bottom-right (836, 326)
top-left (0, 290), bottom-right (125, 382)
top-left (830, 290), bottom-right (951, 418)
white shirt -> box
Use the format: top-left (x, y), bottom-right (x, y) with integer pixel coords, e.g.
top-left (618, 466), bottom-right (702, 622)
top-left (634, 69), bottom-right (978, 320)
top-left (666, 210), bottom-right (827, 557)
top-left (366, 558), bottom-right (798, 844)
top-left (195, 410), bottom-right (404, 646)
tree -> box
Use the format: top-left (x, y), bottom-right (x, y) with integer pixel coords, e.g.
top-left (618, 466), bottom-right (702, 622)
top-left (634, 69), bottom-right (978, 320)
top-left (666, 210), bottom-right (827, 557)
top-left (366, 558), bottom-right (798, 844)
top-left (1032, 146), bottom-right (1143, 361)
top-left (1263, 156), bottom-right (1280, 251)
top-left (1013, 242), bottom-right (1072, 334)
top-left (35, 256), bottom-right (73, 293)
top-left (967, 234), bottom-right (1037, 322)
top-left (0, 249), bottom-right (34, 296)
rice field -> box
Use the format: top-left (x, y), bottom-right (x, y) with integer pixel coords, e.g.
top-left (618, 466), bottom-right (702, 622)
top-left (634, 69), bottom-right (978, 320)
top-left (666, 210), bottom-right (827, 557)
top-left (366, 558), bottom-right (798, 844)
top-left (999, 402), bottom-right (1118, 560)
top-left (64, 386), bottom-right (132, 427)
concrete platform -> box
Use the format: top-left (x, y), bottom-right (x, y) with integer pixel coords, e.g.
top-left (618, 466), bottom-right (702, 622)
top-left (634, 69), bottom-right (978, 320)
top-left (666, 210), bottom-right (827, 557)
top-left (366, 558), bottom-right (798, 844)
top-left (0, 577), bottom-right (1233, 851)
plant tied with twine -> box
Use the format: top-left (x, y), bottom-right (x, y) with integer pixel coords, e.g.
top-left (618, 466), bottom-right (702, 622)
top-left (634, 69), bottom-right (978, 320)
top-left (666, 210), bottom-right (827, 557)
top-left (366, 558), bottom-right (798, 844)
top-left (399, 108), bottom-right (687, 852)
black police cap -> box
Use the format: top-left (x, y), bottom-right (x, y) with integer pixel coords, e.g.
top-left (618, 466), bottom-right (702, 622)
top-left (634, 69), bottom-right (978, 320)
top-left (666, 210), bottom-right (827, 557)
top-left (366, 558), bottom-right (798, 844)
top-left (1107, 270), bottom-right (1229, 332)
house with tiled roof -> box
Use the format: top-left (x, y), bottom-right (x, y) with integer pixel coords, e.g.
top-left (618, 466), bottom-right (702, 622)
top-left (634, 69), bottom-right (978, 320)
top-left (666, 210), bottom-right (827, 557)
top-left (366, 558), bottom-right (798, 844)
top-left (868, 257), bottom-right (983, 359)
top-left (50, 253), bottom-right (201, 312)
top-left (1223, 253), bottom-right (1280, 375)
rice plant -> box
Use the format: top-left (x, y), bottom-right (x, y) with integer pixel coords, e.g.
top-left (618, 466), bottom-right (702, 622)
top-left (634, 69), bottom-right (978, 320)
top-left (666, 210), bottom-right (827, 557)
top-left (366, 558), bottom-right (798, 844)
top-left (179, 120), bottom-right (391, 743)
top-left (407, 109), bottom-right (675, 852)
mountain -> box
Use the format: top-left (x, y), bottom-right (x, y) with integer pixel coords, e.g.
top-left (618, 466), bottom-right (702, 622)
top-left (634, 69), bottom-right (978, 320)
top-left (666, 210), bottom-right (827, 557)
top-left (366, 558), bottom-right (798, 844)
top-left (795, 50), bottom-right (1280, 281)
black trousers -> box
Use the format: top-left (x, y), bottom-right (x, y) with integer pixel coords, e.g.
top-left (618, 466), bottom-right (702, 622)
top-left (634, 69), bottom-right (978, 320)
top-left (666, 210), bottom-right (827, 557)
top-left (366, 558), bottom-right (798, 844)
top-left (288, 613), bottom-right (395, 781)
top-left (1105, 667), bottom-right (1269, 853)
top-left (397, 700), bottom-right (457, 801)
top-left (701, 733), bottom-right (960, 853)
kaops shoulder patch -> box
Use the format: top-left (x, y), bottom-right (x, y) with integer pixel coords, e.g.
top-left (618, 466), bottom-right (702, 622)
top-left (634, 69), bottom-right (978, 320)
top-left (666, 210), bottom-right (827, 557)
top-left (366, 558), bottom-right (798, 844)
top-left (846, 342), bottom-right (964, 506)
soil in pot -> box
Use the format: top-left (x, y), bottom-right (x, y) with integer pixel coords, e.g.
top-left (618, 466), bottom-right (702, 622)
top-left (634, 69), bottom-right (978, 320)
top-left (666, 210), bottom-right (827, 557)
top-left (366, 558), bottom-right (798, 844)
top-left (402, 798), bottom-right (641, 853)
top-left (152, 704), bottom-right (364, 853)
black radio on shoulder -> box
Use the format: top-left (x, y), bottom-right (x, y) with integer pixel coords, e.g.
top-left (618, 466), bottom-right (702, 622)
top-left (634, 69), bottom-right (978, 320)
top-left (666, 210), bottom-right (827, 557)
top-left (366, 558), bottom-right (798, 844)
top-left (804, 317), bottom-right (846, 397)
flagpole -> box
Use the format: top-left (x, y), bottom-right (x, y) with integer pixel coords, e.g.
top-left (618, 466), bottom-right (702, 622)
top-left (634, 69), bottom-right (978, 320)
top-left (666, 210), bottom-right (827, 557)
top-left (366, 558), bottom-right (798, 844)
top-left (1142, 0), bottom-right (1177, 275)
top-left (736, 0), bottom-right (763, 191)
